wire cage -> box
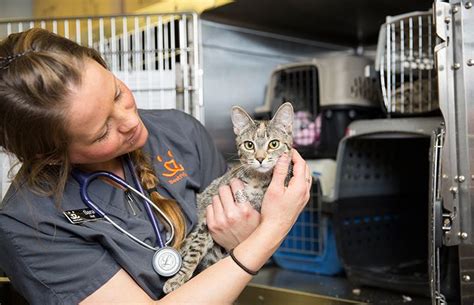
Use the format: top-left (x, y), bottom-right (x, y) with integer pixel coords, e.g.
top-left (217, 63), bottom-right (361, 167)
top-left (0, 13), bottom-right (202, 199)
top-left (375, 10), bottom-right (438, 116)
top-left (0, 13), bottom-right (201, 118)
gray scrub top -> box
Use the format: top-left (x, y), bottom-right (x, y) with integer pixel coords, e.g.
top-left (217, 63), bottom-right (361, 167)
top-left (0, 109), bottom-right (227, 305)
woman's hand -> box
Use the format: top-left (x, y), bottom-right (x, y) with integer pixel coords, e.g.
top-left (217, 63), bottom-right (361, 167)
top-left (206, 179), bottom-right (260, 251)
top-left (260, 149), bottom-right (311, 235)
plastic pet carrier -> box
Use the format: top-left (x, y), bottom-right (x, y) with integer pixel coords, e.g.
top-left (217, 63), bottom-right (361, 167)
top-left (333, 117), bottom-right (459, 298)
top-left (273, 169), bottom-right (343, 276)
top-left (255, 54), bottom-right (382, 159)
top-left (375, 10), bottom-right (439, 117)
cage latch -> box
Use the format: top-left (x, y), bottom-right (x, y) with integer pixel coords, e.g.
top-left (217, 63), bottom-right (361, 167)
top-left (442, 213), bottom-right (453, 232)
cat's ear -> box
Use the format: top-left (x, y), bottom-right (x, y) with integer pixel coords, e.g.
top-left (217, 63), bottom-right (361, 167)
top-left (271, 102), bottom-right (294, 133)
top-left (231, 106), bottom-right (254, 135)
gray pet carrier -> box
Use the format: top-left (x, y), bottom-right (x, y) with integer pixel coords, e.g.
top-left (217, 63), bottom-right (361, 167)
top-left (256, 54), bottom-right (382, 159)
top-left (332, 117), bottom-right (459, 300)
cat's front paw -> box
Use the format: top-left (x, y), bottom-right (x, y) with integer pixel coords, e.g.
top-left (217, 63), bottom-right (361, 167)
top-left (163, 274), bottom-right (186, 294)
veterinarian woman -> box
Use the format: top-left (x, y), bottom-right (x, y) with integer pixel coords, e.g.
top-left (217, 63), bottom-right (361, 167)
top-left (0, 28), bottom-right (311, 305)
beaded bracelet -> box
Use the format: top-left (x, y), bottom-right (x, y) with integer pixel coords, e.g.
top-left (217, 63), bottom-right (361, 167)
top-left (229, 249), bottom-right (259, 276)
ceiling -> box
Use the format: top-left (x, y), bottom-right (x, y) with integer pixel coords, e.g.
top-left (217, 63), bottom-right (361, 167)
top-left (202, 0), bottom-right (434, 47)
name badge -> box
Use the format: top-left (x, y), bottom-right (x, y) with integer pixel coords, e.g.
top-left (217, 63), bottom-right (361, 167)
top-left (63, 208), bottom-right (103, 224)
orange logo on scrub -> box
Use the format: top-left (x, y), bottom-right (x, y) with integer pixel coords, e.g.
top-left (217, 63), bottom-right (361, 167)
top-left (156, 150), bottom-right (187, 184)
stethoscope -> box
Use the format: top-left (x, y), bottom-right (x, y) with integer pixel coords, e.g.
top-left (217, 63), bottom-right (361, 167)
top-left (71, 154), bottom-right (182, 277)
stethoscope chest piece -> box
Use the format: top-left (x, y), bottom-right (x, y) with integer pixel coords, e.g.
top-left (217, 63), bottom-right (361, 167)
top-left (72, 155), bottom-right (182, 278)
top-left (152, 247), bottom-right (182, 277)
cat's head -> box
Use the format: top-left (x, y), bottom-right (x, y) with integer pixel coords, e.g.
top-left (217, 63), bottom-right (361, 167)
top-left (231, 102), bottom-right (294, 174)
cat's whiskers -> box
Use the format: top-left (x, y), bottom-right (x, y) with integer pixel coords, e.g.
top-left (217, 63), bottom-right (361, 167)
top-left (233, 164), bottom-right (255, 177)
top-left (225, 153), bottom-right (241, 164)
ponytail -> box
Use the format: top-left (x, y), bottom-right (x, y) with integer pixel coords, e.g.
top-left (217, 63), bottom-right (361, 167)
top-left (130, 149), bottom-right (186, 248)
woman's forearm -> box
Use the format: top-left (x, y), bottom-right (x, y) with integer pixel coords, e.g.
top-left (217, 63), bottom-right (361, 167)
top-left (159, 222), bottom-right (286, 305)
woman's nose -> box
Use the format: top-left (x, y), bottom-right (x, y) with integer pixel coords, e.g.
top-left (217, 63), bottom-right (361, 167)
top-left (116, 107), bottom-right (139, 133)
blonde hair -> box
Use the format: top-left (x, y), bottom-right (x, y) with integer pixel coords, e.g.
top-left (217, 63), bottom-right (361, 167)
top-left (131, 150), bottom-right (186, 248)
top-left (0, 28), bottom-right (185, 247)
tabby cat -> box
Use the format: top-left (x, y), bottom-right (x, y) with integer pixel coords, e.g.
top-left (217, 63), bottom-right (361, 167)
top-left (163, 102), bottom-right (294, 293)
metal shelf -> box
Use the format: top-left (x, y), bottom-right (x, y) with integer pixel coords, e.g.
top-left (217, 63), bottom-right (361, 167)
top-left (202, 0), bottom-right (434, 47)
top-left (237, 266), bottom-right (432, 305)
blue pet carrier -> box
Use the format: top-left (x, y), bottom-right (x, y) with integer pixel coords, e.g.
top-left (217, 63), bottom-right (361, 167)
top-left (273, 173), bottom-right (343, 275)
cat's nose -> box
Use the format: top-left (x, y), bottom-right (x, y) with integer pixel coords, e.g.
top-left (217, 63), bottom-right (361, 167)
top-left (256, 157), bottom-right (264, 164)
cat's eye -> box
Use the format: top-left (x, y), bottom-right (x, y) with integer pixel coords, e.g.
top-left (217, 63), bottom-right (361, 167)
top-left (243, 141), bottom-right (254, 150)
top-left (268, 140), bottom-right (280, 149)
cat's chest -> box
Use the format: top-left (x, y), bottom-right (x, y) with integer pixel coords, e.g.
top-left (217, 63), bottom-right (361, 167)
top-left (243, 178), bottom-right (267, 192)
top-left (242, 177), bottom-right (268, 211)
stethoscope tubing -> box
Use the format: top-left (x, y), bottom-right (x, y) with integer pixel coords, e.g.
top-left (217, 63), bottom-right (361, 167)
top-left (71, 158), bottom-right (175, 250)
top-left (103, 185), bottom-right (175, 250)
top-left (124, 155), bottom-right (165, 247)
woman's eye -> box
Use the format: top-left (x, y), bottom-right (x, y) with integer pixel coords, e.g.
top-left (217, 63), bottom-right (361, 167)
top-left (243, 141), bottom-right (254, 150)
top-left (95, 123), bottom-right (111, 143)
top-left (95, 130), bottom-right (109, 142)
top-left (268, 140), bottom-right (280, 149)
